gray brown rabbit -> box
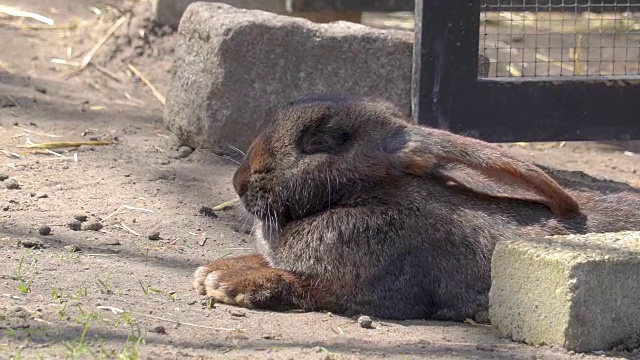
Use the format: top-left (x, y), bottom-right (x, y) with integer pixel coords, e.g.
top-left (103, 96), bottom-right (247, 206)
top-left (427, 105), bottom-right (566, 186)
top-left (193, 94), bottom-right (640, 321)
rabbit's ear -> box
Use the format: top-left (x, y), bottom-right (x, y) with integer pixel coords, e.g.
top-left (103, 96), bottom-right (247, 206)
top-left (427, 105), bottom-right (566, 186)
top-left (394, 126), bottom-right (580, 217)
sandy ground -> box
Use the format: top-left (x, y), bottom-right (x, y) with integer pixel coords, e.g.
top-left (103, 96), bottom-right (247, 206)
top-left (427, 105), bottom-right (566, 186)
top-left (1, 1), bottom-right (639, 359)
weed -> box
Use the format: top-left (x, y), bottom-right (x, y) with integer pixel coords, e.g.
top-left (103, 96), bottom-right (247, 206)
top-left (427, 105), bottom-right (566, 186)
top-left (138, 280), bottom-right (161, 295)
top-left (97, 337), bottom-right (114, 359)
top-left (63, 317), bottom-right (91, 359)
top-left (97, 272), bottom-right (114, 295)
top-left (118, 314), bottom-right (145, 359)
top-left (120, 328), bottom-right (144, 359)
top-left (74, 305), bottom-right (97, 324)
top-left (205, 297), bottom-right (214, 309)
top-left (16, 250), bottom-right (34, 293)
top-left (320, 346), bottom-right (337, 360)
top-left (3, 326), bottom-right (51, 341)
top-left (52, 287), bottom-right (88, 302)
top-left (56, 302), bottom-right (68, 321)
top-left (72, 287), bottom-right (88, 300)
top-left (121, 310), bottom-right (134, 327)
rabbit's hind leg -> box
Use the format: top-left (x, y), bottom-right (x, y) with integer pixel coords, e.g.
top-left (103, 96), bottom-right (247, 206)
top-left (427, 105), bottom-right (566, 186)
top-left (203, 267), bottom-right (321, 311)
top-left (193, 254), bottom-right (268, 295)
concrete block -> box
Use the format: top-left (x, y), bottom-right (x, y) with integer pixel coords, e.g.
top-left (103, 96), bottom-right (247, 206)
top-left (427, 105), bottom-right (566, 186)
top-left (151, 0), bottom-right (364, 29)
top-left (489, 231), bottom-right (640, 352)
top-left (152, 0), bottom-right (289, 29)
top-left (163, 3), bottom-right (413, 153)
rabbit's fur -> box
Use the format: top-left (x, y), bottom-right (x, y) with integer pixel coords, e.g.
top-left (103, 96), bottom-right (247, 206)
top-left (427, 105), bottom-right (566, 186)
top-left (194, 94), bottom-right (640, 321)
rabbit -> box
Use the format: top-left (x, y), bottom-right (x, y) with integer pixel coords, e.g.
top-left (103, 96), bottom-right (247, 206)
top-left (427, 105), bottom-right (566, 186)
top-left (193, 94), bottom-right (640, 321)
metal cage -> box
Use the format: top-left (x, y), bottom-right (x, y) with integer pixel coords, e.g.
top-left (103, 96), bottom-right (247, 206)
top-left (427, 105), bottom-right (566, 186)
top-left (411, 0), bottom-right (640, 142)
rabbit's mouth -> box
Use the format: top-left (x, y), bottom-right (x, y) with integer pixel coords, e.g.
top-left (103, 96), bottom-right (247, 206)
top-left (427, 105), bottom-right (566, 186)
top-left (239, 189), bottom-right (291, 229)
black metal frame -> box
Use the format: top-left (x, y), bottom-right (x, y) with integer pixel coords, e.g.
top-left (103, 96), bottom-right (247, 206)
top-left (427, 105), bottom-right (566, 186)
top-left (290, 0), bottom-right (639, 13)
top-left (411, 0), bottom-right (640, 142)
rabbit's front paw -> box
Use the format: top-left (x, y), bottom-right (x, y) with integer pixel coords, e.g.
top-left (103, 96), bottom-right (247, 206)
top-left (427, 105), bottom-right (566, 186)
top-left (198, 268), bottom-right (305, 310)
top-left (193, 254), bottom-right (269, 295)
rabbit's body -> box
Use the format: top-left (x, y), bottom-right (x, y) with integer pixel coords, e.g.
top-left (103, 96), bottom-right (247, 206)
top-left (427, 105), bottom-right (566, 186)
top-left (194, 94), bottom-right (640, 321)
top-left (252, 177), bottom-right (639, 320)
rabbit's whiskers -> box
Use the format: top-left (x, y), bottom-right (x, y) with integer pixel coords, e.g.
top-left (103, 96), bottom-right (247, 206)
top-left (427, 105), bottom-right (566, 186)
top-left (224, 142), bottom-right (246, 157)
top-left (211, 153), bottom-right (241, 165)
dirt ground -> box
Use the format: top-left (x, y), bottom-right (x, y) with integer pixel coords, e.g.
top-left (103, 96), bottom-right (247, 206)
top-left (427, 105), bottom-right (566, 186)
top-left (1, 1), bottom-right (639, 359)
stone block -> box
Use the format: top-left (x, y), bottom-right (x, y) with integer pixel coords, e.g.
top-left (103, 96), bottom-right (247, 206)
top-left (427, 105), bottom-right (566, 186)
top-left (151, 0), bottom-right (365, 29)
top-left (489, 231), bottom-right (640, 352)
top-left (163, 3), bottom-right (413, 153)
top-left (152, 0), bottom-right (289, 29)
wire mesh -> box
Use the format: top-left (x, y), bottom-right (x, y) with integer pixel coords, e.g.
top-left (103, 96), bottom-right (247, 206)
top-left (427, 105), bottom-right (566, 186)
top-left (479, 0), bottom-right (640, 77)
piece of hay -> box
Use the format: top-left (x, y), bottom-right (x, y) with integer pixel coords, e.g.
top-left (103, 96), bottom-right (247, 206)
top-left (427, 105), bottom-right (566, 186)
top-left (127, 64), bottom-right (166, 106)
top-left (17, 141), bottom-right (113, 149)
top-left (59, 15), bottom-right (126, 79)
top-left (0, 5), bottom-right (54, 25)
top-left (212, 198), bottom-right (239, 211)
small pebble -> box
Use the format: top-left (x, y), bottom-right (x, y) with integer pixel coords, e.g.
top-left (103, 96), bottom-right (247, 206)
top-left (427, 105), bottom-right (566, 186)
top-left (150, 325), bottom-right (167, 335)
top-left (34, 85), bottom-right (47, 94)
top-left (229, 310), bottom-right (246, 317)
top-left (186, 299), bottom-right (197, 305)
top-left (38, 225), bottom-right (51, 236)
top-left (476, 343), bottom-right (495, 351)
top-left (198, 206), bottom-right (218, 218)
top-left (19, 239), bottom-right (44, 249)
top-left (82, 222), bottom-right (103, 231)
top-left (2, 205), bottom-right (10, 211)
top-left (177, 145), bottom-right (194, 158)
top-left (36, 193), bottom-right (48, 199)
top-left (73, 215), bottom-right (88, 222)
top-left (4, 179), bottom-right (20, 190)
top-left (148, 231), bottom-right (161, 241)
top-left (357, 315), bottom-right (373, 329)
top-left (201, 296), bottom-right (215, 307)
top-left (64, 244), bottom-right (81, 253)
top-left (68, 220), bottom-right (82, 231)
top-left (102, 240), bottom-right (121, 246)
top-left (0, 173), bottom-right (8, 181)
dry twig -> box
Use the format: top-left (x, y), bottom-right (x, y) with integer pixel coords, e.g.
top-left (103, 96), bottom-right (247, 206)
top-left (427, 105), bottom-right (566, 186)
top-left (133, 312), bottom-right (243, 332)
top-left (213, 198), bottom-right (239, 211)
top-left (0, 5), bottom-right (54, 25)
top-left (17, 141), bottom-right (112, 149)
top-left (104, 205), bottom-right (154, 221)
top-left (117, 223), bottom-right (141, 237)
top-left (127, 64), bottom-right (166, 106)
top-left (59, 15), bottom-right (126, 79)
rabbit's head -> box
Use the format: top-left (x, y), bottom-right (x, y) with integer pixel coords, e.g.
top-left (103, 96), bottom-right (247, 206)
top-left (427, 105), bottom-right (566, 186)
top-left (232, 94), bottom-right (580, 228)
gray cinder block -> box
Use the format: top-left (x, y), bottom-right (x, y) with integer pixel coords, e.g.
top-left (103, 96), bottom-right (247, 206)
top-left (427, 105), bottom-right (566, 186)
top-left (151, 0), bottom-right (289, 29)
top-left (489, 231), bottom-right (640, 352)
top-left (163, 3), bottom-right (413, 153)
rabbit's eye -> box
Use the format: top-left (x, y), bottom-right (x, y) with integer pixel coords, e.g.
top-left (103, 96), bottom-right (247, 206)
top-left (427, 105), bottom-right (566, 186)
top-left (299, 127), bottom-right (350, 154)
